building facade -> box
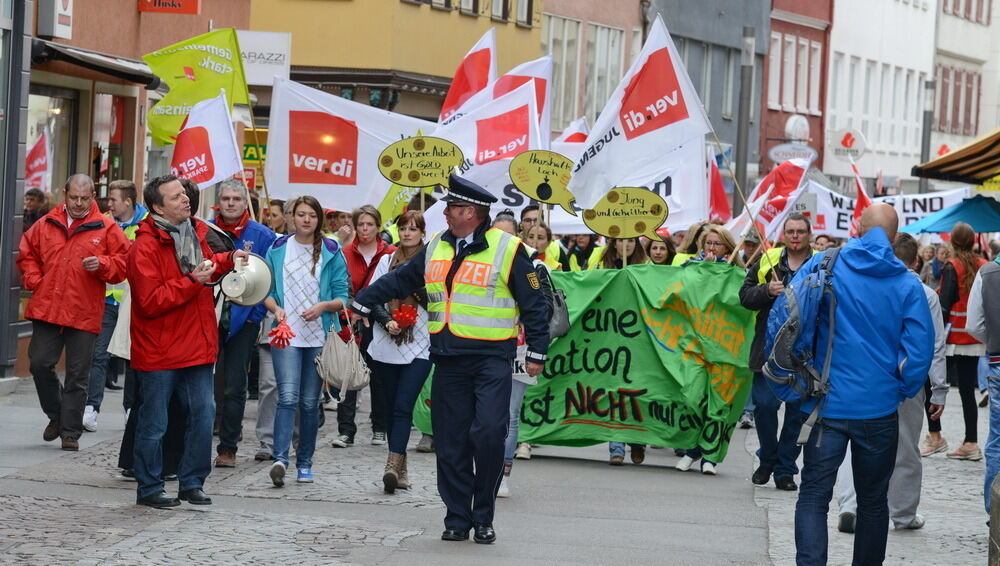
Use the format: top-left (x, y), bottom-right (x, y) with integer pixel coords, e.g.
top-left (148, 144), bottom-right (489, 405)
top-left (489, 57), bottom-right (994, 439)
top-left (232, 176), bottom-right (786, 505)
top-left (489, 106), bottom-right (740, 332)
top-left (539, 0), bottom-right (644, 136)
top-left (930, 0), bottom-right (996, 174)
top-left (248, 0), bottom-right (543, 123)
top-left (647, 0), bottom-right (770, 196)
top-left (823, 0), bottom-right (936, 194)
top-left (758, 0), bottom-right (833, 174)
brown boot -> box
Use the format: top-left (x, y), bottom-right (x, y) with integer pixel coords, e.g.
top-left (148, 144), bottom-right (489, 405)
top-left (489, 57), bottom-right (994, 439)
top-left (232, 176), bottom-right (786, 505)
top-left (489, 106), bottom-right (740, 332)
top-left (214, 450), bottom-right (236, 468)
top-left (43, 420), bottom-right (60, 442)
top-left (383, 452), bottom-right (403, 494)
top-left (61, 437), bottom-right (79, 451)
top-left (397, 454), bottom-right (411, 490)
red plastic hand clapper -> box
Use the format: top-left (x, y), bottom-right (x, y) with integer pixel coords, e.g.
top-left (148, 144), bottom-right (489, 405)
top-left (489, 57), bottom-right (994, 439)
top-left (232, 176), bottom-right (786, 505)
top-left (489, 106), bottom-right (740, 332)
top-left (268, 320), bottom-right (296, 349)
top-left (391, 304), bottom-right (418, 328)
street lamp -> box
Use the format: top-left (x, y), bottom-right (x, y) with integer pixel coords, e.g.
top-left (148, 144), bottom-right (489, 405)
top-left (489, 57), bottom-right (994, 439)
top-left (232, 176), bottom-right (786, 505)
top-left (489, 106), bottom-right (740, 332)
top-left (919, 79), bottom-right (936, 194)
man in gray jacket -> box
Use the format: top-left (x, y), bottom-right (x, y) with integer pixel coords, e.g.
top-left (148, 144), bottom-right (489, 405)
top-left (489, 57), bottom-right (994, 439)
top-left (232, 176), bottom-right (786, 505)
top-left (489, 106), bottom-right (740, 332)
top-left (966, 251), bottom-right (1000, 515)
top-left (834, 232), bottom-right (947, 531)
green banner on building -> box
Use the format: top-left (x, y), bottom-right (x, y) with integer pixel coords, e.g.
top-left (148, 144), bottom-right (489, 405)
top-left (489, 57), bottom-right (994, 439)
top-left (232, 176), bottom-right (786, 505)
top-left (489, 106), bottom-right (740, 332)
top-left (412, 262), bottom-right (756, 462)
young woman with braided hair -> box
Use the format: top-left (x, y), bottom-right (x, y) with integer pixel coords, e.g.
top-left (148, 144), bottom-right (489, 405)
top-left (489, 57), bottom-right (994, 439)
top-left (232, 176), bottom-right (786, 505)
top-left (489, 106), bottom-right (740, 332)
top-left (931, 222), bottom-right (988, 461)
top-left (263, 195), bottom-right (351, 486)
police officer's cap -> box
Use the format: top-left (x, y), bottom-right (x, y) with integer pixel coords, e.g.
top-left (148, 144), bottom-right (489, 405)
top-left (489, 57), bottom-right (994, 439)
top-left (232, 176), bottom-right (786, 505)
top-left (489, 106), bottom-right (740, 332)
top-left (441, 174), bottom-right (497, 207)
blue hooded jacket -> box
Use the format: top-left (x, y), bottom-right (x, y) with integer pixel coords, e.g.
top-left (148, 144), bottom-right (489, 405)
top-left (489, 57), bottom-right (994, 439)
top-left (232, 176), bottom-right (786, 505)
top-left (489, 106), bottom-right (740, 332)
top-left (265, 234), bottom-right (350, 334)
top-left (212, 218), bottom-right (276, 341)
top-left (791, 227), bottom-right (935, 420)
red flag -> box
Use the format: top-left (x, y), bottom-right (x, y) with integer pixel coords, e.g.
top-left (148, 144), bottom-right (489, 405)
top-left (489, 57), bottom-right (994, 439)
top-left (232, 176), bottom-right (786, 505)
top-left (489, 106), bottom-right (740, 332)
top-left (438, 29), bottom-right (497, 123)
top-left (849, 158), bottom-right (872, 237)
top-left (24, 129), bottom-right (50, 192)
top-left (708, 157), bottom-right (731, 222)
top-left (725, 158), bottom-right (812, 241)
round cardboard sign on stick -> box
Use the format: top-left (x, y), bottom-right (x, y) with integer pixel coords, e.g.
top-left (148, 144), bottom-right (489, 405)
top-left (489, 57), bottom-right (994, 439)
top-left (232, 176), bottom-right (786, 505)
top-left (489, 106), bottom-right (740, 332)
top-left (508, 150), bottom-right (577, 216)
top-left (378, 136), bottom-right (464, 188)
top-left (582, 188), bottom-right (669, 241)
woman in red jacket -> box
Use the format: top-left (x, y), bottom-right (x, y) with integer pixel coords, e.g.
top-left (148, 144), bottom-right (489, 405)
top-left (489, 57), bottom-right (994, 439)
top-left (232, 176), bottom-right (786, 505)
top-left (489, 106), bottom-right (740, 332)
top-left (332, 205), bottom-right (396, 447)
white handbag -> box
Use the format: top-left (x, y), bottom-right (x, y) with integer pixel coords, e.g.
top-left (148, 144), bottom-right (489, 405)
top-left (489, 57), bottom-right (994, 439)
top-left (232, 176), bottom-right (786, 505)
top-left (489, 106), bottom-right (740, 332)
top-left (314, 328), bottom-right (371, 402)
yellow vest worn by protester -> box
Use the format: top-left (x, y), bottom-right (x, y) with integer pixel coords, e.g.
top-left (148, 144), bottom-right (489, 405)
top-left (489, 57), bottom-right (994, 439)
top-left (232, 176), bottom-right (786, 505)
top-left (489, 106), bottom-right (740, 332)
top-left (106, 209), bottom-right (148, 303)
top-left (568, 245), bottom-right (605, 271)
top-left (671, 252), bottom-right (695, 266)
top-left (754, 247), bottom-right (818, 285)
top-left (424, 228), bottom-right (520, 341)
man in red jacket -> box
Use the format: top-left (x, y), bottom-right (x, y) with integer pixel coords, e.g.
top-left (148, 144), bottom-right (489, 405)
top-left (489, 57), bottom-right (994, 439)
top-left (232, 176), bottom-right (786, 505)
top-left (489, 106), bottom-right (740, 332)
top-left (128, 174), bottom-right (246, 509)
top-left (17, 174), bottom-right (130, 451)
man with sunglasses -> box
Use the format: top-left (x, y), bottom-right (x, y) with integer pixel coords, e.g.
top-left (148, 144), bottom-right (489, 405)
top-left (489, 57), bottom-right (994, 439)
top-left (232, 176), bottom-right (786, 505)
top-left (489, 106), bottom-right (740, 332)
top-left (351, 174), bottom-right (549, 545)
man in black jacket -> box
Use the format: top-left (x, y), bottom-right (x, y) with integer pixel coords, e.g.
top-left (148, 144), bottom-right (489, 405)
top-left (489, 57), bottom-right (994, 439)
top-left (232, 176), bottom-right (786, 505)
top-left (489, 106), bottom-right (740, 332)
top-left (739, 213), bottom-right (814, 491)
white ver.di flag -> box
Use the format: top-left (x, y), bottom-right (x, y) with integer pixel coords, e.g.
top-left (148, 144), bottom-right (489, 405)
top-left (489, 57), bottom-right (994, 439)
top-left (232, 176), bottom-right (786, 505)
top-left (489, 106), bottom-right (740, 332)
top-left (550, 116), bottom-right (589, 163)
top-left (441, 56), bottom-right (553, 149)
top-left (567, 14), bottom-right (711, 209)
top-left (438, 29), bottom-right (498, 123)
top-left (264, 77), bottom-right (435, 211)
top-left (169, 92), bottom-right (243, 190)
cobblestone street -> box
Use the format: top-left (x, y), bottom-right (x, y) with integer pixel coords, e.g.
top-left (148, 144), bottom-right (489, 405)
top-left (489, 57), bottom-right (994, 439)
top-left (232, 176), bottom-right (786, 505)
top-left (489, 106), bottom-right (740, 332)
top-left (751, 386), bottom-right (990, 566)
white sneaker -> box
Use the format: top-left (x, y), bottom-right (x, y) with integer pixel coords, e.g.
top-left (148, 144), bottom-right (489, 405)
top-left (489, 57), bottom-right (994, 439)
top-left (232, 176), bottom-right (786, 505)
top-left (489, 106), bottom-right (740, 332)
top-left (82, 406), bottom-right (98, 432)
top-left (371, 431), bottom-right (387, 445)
top-left (514, 443), bottom-right (532, 460)
top-left (497, 476), bottom-right (510, 498)
top-left (894, 514), bottom-right (925, 530)
top-left (701, 461), bottom-right (717, 475)
top-left (675, 455), bottom-right (695, 472)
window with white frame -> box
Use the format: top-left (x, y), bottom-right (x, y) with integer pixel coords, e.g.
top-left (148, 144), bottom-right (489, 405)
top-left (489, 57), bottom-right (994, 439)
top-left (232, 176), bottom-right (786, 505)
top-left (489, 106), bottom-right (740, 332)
top-left (767, 32), bottom-right (781, 109)
top-left (542, 14), bottom-right (581, 132)
top-left (796, 38), bottom-right (809, 111)
top-left (431, 0), bottom-right (449, 8)
top-left (808, 42), bottom-right (822, 114)
top-left (830, 52), bottom-right (843, 111)
top-left (460, 0), bottom-right (476, 12)
top-left (516, 0), bottom-right (531, 25)
top-left (862, 60), bottom-right (874, 139)
top-left (584, 23), bottom-right (625, 123)
top-left (492, 0), bottom-right (507, 19)
top-left (782, 35), bottom-right (796, 110)
top-left (723, 48), bottom-right (736, 119)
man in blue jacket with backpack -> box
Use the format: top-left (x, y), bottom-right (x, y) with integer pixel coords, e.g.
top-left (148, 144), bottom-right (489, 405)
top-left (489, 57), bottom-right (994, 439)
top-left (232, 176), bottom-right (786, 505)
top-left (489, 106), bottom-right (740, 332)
top-left (777, 203), bottom-right (934, 566)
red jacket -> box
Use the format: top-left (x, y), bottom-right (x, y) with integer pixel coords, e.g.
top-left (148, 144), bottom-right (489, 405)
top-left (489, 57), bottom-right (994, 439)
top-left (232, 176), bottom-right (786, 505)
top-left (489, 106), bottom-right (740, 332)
top-left (128, 217), bottom-right (234, 371)
top-left (342, 238), bottom-right (395, 294)
top-left (17, 202), bottom-right (130, 333)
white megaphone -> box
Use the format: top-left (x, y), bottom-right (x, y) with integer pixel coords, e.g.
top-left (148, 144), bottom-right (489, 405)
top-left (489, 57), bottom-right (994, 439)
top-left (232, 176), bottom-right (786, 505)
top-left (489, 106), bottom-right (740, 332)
top-left (220, 253), bottom-right (273, 306)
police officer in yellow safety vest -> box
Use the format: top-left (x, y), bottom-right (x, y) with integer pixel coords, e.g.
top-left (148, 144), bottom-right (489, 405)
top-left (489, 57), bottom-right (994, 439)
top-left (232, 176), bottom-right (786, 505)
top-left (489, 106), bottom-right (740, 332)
top-left (83, 180), bottom-right (147, 433)
top-left (351, 174), bottom-right (549, 546)
top-left (737, 213), bottom-right (814, 492)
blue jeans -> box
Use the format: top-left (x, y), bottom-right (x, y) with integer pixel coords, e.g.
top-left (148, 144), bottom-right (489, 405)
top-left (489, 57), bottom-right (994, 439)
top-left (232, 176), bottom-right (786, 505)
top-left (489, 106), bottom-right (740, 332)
top-left (795, 413), bottom-right (898, 566)
top-left (505, 380), bottom-right (530, 461)
top-left (134, 364), bottom-right (215, 500)
top-left (985, 363), bottom-right (1000, 514)
top-left (370, 358), bottom-right (432, 455)
top-left (271, 346), bottom-right (323, 468)
top-left (86, 303), bottom-right (119, 411)
top-left (753, 372), bottom-right (803, 478)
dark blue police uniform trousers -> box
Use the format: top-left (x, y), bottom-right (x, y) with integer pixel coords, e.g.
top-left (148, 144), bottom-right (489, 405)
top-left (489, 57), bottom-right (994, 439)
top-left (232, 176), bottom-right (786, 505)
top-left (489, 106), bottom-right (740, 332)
top-left (431, 353), bottom-right (513, 531)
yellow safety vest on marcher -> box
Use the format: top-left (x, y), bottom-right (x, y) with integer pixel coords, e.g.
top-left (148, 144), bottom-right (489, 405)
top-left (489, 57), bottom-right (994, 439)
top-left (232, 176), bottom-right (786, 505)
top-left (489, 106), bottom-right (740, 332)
top-left (106, 210), bottom-right (148, 304)
top-left (754, 247), bottom-right (818, 285)
top-left (424, 228), bottom-right (520, 341)
top-left (568, 245), bottom-right (604, 271)
top-left (671, 252), bottom-right (694, 266)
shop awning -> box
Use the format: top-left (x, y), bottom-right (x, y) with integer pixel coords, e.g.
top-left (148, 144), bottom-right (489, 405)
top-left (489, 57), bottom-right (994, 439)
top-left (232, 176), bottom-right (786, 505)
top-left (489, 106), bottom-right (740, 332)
top-left (911, 126), bottom-right (1000, 184)
top-left (31, 38), bottom-right (161, 89)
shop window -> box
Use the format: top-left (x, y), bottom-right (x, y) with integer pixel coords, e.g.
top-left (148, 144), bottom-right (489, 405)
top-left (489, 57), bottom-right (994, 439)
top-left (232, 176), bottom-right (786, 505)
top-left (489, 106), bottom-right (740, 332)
top-left (92, 93), bottom-right (130, 196)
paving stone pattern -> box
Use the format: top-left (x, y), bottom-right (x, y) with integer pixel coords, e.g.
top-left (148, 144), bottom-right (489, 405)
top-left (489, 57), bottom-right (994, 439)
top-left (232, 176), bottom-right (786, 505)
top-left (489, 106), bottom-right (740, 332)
top-left (751, 387), bottom-right (989, 565)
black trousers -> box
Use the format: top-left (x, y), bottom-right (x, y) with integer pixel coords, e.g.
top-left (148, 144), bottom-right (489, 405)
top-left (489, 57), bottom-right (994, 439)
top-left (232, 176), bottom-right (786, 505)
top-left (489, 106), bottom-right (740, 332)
top-left (947, 355), bottom-right (980, 443)
top-left (118, 370), bottom-right (184, 475)
top-left (28, 320), bottom-right (98, 440)
top-left (431, 354), bottom-right (512, 531)
top-left (215, 322), bottom-right (261, 454)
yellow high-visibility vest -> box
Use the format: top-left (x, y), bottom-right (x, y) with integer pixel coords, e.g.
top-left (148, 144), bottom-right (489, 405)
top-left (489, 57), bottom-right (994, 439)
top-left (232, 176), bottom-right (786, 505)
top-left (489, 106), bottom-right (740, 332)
top-left (754, 247), bottom-right (818, 285)
top-left (671, 252), bottom-right (694, 266)
top-left (106, 211), bottom-right (147, 303)
top-left (424, 228), bottom-right (520, 341)
top-left (568, 245), bottom-right (604, 271)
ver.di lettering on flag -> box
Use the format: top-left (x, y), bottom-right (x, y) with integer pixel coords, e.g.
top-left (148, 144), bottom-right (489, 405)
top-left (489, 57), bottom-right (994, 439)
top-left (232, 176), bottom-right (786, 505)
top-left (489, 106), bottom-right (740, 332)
top-left (169, 93), bottom-right (243, 189)
top-left (567, 14), bottom-right (711, 209)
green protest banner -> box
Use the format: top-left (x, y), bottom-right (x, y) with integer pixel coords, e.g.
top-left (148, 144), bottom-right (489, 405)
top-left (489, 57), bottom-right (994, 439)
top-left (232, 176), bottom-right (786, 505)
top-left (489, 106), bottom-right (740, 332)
top-left (411, 262), bottom-right (755, 462)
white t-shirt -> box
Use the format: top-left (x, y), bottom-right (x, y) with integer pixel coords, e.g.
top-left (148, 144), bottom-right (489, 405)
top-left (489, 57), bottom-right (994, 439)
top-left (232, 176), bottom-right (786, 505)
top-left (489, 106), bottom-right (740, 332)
top-left (367, 254), bottom-right (430, 364)
top-left (282, 237), bottom-right (326, 348)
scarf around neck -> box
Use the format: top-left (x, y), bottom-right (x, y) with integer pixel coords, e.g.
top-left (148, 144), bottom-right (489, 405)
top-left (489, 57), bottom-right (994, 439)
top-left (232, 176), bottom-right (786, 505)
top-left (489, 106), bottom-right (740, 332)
top-left (215, 209), bottom-right (251, 239)
top-left (153, 214), bottom-right (203, 273)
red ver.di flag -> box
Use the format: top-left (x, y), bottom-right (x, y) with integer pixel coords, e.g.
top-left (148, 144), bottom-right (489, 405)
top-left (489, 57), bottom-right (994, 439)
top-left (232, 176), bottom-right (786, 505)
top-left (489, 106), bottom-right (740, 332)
top-left (725, 157), bottom-right (813, 241)
top-left (442, 56), bottom-right (553, 149)
top-left (438, 29), bottom-right (497, 123)
top-left (25, 128), bottom-right (51, 192)
top-left (169, 92), bottom-right (243, 189)
top-left (568, 14), bottom-right (711, 209)
top-left (264, 77), bottom-right (434, 211)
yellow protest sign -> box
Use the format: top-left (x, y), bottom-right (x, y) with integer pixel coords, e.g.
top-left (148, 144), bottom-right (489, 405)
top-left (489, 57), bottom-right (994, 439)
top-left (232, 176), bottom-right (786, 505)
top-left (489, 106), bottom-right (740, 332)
top-left (378, 137), bottom-right (464, 188)
top-left (582, 187), bottom-right (669, 241)
top-left (508, 150), bottom-right (577, 215)
top-left (980, 175), bottom-right (1000, 191)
